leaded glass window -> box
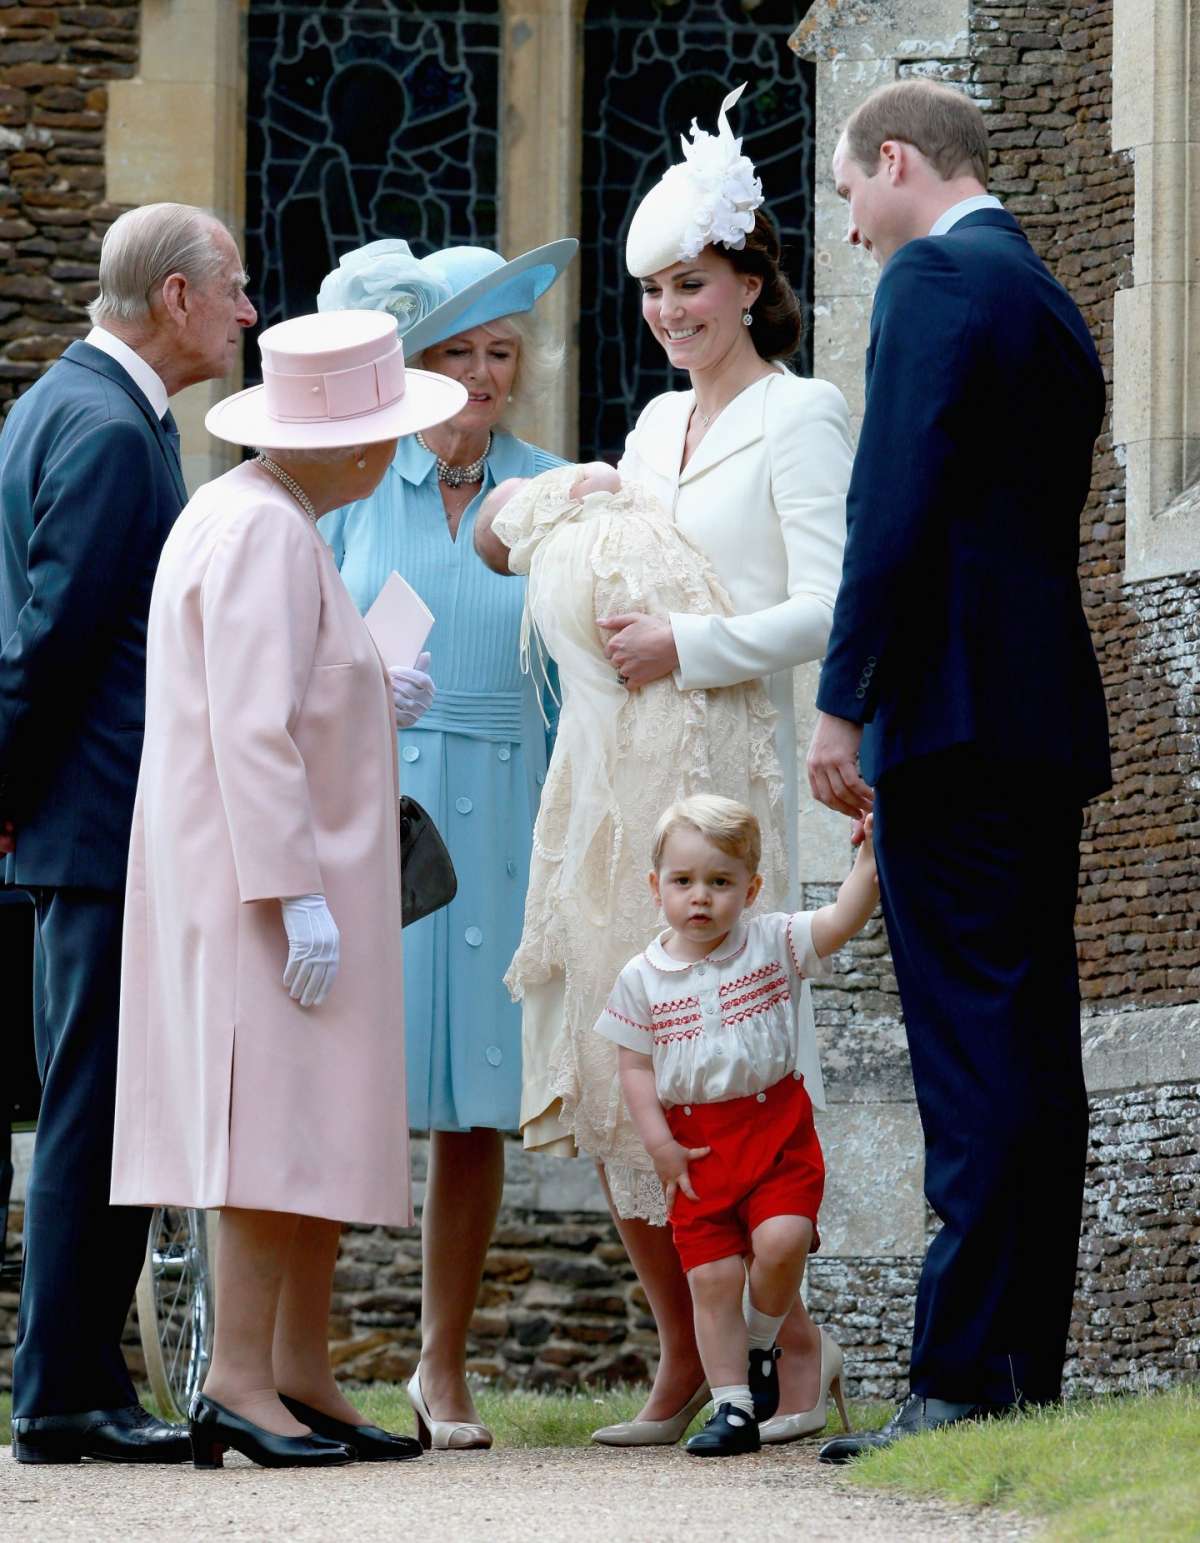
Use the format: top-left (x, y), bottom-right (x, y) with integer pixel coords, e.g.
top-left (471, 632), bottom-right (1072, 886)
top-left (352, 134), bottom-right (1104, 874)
top-left (245, 0), bottom-right (500, 365)
top-left (581, 0), bottom-right (816, 463)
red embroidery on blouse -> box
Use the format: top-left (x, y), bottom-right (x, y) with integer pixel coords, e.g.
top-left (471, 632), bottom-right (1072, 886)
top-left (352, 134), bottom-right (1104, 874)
top-left (717, 962), bottom-right (778, 998)
top-left (651, 994), bottom-right (701, 1017)
top-left (786, 917), bottom-right (809, 980)
top-left (654, 1026), bottom-right (704, 1045)
top-left (604, 1006), bottom-right (650, 1034)
top-left (721, 971), bottom-right (787, 1017)
top-left (723, 986), bottom-right (791, 1027)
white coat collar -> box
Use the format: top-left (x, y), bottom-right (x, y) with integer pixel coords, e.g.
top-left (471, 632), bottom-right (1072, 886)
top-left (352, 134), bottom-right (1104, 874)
top-left (635, 369), bottom-right (784, 487)
top-left (645, 918), bottom-right (751, 974)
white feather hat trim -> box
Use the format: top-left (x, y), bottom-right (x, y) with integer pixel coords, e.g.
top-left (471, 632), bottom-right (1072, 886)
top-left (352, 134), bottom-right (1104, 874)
top-left (625, 84), bottom-right (764, 279)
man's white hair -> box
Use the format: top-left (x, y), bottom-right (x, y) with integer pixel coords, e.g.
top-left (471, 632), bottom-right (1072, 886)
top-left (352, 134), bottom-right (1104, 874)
top-left (87, 203), bottom-right (229, 324)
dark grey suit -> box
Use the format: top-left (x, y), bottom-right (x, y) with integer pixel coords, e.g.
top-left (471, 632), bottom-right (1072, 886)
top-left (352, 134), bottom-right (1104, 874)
top-left (0, 340), bottom-right (186, 1415)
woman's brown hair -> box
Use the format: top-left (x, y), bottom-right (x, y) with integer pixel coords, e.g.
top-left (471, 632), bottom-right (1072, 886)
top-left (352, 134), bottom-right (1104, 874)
top-left (724, 207), bottom-right (804, 364)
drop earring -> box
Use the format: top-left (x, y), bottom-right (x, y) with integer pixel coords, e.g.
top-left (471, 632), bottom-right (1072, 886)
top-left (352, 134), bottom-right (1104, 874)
top-left (742, 310), bottom-right (754, 327)
top-left (355, 454), bottom-right (367, 470)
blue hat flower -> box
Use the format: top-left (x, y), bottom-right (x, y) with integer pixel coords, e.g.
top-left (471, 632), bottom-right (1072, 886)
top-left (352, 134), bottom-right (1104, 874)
top-left (318, 238), bottom-right (578, 355)
top-left (316, 239), bottom-right (452, 333)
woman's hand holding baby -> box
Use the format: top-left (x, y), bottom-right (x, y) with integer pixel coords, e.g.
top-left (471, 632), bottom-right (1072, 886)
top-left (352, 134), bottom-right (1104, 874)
top-left (599, 613), bottom-right (680, 688)
top-left (648, 1134), bottom-right (711, 1211)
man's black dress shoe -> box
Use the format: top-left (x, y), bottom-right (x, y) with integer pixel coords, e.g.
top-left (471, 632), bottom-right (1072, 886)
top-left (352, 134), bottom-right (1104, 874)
top-left (279, 1394), bottom-right (422, 1461)
top-left (12, 1405), bottom-right (191, 1464)
top-left (748, 1344), bottom-right (781, 1422)
top-left (685, 1402), bottom-right (760, 1458)
top-left (818, 1394), bottom-right (1014, 1464)
top-left (188, 1392), bottom-right (354, 1469)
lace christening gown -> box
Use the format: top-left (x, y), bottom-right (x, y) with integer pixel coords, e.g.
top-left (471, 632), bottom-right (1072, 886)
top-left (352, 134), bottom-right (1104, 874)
top-left (495, 465), bottom-right (789, 1224)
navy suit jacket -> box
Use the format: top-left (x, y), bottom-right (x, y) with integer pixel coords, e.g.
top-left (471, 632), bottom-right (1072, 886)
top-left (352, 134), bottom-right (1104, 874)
top-left (816, 210), bottom-right (1112, 801)
top-left (0, 341), bottom-right (187, 890)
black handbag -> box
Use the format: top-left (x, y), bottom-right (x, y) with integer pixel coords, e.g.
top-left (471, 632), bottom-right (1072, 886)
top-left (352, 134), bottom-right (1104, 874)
top-left (399, 795), bottom-right (458, 927)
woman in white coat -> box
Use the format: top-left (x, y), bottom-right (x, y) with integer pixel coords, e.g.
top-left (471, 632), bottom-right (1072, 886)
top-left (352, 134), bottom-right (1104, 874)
top-left (593, 88), bottom-right (852, 1445)
top-left (111, 310), bottom-right (465, 1468)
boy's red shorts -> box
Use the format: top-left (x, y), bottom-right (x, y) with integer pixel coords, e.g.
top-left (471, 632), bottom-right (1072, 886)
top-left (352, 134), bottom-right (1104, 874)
top-left (664, 1073), bottom-right (824, 1274)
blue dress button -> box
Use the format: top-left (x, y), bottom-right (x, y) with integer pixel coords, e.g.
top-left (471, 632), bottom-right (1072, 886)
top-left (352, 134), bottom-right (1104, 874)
top-left (485, 1045), bottom-right (503, 1066)
top-left (465, 926), bottom-right (483, 947)
top-left (497, 745), bottom-right (511, 762)
top-left (506, 860), bottom-right (517, 877)
top-left (402, 745), bottom-right (420, 763)
top-left (456, 796), bottom-right (473, 814)
top-left (535, 770), bottom-right (545, 785)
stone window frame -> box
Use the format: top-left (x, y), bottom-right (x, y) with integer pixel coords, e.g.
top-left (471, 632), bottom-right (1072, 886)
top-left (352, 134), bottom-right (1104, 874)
top-left (1111, 0), bottom-right (1200, 581)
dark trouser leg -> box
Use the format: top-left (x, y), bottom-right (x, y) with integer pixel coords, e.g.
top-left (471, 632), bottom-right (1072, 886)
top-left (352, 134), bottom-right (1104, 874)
top-left (12, 888), bottom-right (152, 1417)
top-left (873, 752), bottom-right (1088, 1406)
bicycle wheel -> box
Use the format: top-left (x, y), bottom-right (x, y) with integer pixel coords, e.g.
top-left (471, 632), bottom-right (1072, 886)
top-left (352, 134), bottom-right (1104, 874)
top-left (136, 1207), bottom-right (215, 1421)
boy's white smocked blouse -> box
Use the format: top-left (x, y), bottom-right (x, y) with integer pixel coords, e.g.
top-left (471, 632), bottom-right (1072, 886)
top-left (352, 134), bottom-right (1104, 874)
top-left (594, 913), bottom-right (830, 1110)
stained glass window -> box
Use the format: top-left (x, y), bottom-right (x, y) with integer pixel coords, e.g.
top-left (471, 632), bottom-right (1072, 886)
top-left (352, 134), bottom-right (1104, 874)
top-left (245, 0), bottom-right (500, 367)
top-left (581, 0), bottom-right (816, 462)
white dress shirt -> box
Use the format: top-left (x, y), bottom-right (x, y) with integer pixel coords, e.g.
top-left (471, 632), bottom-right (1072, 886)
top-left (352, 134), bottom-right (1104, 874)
top-left (594, 911), bottom-right (830, 1109)
top-left (85, 325), bottom-right (169, 419)
top-left (929, 194), bottom-right (1005, 237)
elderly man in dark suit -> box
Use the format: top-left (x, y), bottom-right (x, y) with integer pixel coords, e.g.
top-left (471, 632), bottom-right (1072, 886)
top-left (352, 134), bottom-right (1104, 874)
top-left (0, 201), bottom-right (255, 1463)
top-left (806, 81), bottom-right (1110, 1459)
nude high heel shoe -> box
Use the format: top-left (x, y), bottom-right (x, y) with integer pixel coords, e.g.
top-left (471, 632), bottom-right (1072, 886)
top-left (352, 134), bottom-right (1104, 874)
top-left (406, 1369), bottom-right (493, 1451)
top-left (591, 1383), bottom-right (710, 1446)
top-left (758, 1329), bottom-right (850, 1444)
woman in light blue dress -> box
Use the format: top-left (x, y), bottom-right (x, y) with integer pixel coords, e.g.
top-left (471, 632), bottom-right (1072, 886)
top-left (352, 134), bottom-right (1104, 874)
top-left (317, 237), bottom-right (575, 1449)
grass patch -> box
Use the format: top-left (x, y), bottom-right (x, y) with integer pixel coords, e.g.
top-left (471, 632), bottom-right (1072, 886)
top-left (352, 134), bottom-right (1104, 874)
top-left (846, 1385), bottom-right (1200, 1542)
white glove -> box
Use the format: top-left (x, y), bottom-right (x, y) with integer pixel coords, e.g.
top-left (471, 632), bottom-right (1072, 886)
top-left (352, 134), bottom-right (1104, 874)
top-left (389, 650), bottom-right (435, 729)
top-left (280, 893), bottom-right (339, 1008)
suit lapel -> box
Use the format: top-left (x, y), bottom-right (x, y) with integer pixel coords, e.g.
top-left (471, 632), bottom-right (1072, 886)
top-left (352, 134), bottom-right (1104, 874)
top-left (633, 390), bottom-right (692, 485)
top-left (62, 341), bottom-right (188, 504)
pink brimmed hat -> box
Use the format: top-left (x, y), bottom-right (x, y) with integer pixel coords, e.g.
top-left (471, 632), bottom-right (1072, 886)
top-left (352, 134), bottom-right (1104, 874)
top-left (205, 309), bottom-right (467, 448)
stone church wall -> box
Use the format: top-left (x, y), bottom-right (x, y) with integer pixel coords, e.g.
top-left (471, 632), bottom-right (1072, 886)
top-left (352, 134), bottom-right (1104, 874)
top-left (0, 1), bottom-right (141, 412)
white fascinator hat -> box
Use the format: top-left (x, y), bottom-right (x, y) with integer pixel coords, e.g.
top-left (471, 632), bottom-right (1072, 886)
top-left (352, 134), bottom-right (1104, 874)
top-left (625, 83), bottom-right (765, 279)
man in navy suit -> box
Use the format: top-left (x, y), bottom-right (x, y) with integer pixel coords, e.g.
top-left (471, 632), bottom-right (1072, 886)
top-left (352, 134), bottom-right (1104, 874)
top-left (807, 82), bottom-right (1110, 1459)
top-left (0, 202), bottom-right (255, 1462)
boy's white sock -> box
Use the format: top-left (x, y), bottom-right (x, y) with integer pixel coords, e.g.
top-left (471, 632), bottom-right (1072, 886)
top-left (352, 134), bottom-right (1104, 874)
top-left (746, 1301), bottom-right (787, 1351)
top-left (709, 1383), bottom-right (755, 1418)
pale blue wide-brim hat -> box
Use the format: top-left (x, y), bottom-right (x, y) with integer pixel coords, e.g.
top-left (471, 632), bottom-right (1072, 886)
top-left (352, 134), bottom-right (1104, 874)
top-left (317, 237), bottom-right (577, 356)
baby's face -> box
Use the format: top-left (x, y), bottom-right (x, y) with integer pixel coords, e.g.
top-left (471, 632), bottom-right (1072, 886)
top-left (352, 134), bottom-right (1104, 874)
top-left (569, 461), bottom-right (621, 499)
top-left (474, 476), bottom-right (527, 575)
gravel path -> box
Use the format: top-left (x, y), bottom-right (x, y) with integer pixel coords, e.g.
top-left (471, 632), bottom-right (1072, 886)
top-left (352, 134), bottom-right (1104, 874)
top-left (2, 1442), bottom-right (1036, 1542)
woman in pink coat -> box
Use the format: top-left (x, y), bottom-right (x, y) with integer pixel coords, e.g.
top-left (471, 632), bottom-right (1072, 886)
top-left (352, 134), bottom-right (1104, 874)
top-left (111, 310), bottom-right (465, 1469)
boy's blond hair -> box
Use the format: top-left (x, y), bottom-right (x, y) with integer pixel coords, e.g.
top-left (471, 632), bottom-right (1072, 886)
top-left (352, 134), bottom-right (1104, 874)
top-left (651, 794), bottom-right (762, 875)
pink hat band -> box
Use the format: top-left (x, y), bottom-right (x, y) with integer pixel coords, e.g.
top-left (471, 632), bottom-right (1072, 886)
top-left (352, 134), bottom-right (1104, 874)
top-left (261, 339), bottom-right (407, 423)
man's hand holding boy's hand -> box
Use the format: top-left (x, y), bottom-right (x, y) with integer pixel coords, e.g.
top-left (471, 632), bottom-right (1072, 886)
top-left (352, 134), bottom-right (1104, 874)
top-left (648, 1135), bottom-right (710, 1212)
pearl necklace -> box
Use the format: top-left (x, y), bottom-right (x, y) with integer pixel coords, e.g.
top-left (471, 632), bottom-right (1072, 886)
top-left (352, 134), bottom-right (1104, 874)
top-left (415, 430), bottom-right (492, 487)
top-left (255, 453), bottom-right (318, 522)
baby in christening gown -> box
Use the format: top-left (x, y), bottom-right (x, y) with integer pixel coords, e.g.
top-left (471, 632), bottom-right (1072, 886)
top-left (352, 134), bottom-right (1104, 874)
top-left (475, 461), bottom-right (790, 1224)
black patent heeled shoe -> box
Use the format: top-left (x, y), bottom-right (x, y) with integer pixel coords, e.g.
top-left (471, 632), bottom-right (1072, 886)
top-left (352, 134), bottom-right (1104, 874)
top-left (279, 1394), bottom-right (422, 1461)
top-left (188, 1392), bottom-right (354, 1469)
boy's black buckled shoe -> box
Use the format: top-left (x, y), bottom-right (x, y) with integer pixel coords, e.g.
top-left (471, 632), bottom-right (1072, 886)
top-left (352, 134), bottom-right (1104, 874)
top-left (748, 1344), bottom-right (782, 1421)
top-left (685, 1402), bottom-right (760, 1457)
top-left (13, 1405), bottom-right (191, 1464)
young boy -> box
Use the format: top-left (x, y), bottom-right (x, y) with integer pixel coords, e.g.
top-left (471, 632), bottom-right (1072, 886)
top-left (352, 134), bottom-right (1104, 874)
top-left (594, 794), bottom-right (877, 1456)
